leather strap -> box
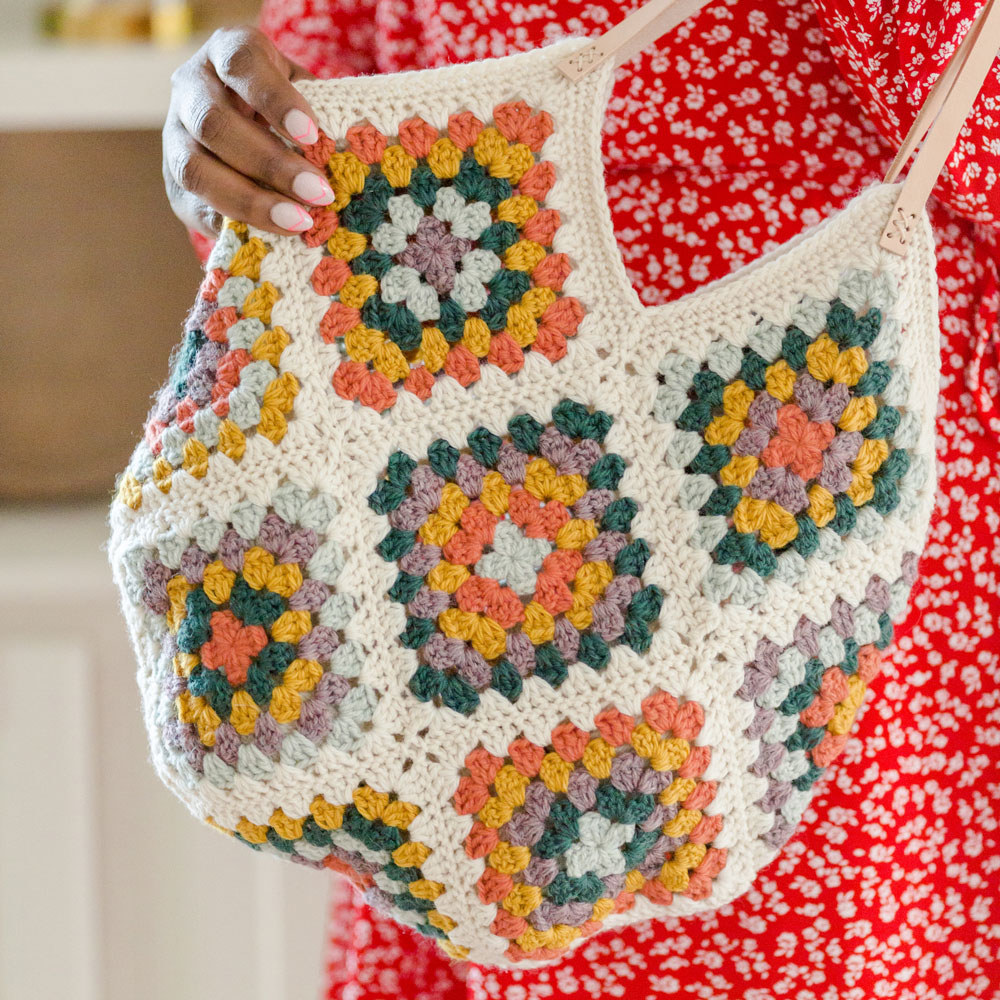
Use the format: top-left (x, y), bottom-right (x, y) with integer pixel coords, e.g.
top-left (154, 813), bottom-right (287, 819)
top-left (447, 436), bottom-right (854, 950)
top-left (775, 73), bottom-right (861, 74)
top-left (556, 0), bottom-right (1000, 259)
top-left (556, 0), bottom-right (713, 81)
top-left (880, 0), bottom-right (1000, 254)
top-left (881, 16), bottom-right (984, 187)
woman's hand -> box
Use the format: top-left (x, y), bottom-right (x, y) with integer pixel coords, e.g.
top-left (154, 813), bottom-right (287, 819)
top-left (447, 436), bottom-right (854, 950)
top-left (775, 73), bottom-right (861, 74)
top-left (163, 25), bottom-right (334, 237)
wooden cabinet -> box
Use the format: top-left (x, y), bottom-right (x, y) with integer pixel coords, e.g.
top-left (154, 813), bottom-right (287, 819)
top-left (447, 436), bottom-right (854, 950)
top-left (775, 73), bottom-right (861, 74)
top-left (0, 129), bottom-right (202, 501)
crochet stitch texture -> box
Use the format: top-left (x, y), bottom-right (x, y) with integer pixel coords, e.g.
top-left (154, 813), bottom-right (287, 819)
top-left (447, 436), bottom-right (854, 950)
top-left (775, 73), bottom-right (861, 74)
top-left (369, 400), bottom-right (664, 716)
top-left (109, 38), bottom-right (940, 967)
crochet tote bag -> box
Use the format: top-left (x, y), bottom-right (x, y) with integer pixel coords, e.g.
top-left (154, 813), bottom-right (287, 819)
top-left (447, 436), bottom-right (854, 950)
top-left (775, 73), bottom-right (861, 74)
top-left (108, 0), bottom-right (998, 967)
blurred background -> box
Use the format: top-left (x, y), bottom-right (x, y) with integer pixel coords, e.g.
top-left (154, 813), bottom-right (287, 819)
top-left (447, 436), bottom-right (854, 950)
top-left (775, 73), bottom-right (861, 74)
top-left (0, 3), bottom-right (331, 997)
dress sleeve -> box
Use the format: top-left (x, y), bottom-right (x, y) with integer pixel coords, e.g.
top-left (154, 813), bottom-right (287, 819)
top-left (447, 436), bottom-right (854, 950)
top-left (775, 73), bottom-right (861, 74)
top-left (258, 0), bottom-right (380, 77)
top-left (812, 0), bottom-right (1000, 228)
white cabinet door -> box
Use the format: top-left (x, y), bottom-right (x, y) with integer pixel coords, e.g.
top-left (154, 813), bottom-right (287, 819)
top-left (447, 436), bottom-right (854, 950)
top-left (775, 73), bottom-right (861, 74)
top-left (0, 508), bottom-right (332, 1000)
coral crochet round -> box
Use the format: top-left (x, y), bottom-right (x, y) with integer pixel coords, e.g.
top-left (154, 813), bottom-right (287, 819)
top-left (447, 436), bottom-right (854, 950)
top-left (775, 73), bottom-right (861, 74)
top-left (252, 1), bottom-right (1000, 997)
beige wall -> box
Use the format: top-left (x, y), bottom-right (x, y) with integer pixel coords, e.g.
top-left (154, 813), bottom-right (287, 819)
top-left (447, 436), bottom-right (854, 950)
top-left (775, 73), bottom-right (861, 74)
top-left (0, 130), bottom-right (202, 501)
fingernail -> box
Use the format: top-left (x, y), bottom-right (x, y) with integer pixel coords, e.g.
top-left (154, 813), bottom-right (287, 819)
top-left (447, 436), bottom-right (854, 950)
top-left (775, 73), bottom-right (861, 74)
top-left (292, 171), bottom-right (335, 205)
top-left (271, 202), bottom-right (313, 232)
top-left (284, 109), bottom-right (318, 145)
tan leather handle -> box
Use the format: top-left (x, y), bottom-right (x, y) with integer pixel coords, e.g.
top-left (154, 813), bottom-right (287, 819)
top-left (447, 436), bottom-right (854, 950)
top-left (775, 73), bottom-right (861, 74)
top-left (880, 0), bottom-right (1000, 255)
top-left (882, 12), bottom-right (985, 186)
top-left (555, 0), bottom-right (1000, 260)
top-left (556, 0), bottom-right (714, 81)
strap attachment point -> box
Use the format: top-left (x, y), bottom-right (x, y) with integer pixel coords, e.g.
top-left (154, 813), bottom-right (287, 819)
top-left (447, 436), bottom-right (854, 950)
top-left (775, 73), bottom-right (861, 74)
top-left (880, 205), bottom-right (921, 255)
top-left (555, 0), bottom-right (713, 81)
top-left (558, 41), bottom-right (611, 82)
top-left (880, 0), bottom-right (999, 256)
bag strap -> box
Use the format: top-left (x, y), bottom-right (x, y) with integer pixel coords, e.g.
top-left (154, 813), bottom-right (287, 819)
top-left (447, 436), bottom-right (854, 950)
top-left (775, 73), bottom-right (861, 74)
top-left (557, 0), bottom-right (1000, 260)
top-left (556, 0), bottom-right (713, 81)
top-left (880, 0), bottom-right (1000, 254)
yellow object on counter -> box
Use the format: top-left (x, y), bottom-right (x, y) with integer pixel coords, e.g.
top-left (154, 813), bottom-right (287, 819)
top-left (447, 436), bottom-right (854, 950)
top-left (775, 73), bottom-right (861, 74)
top-left (151, 1), bottom-right (194, 45)
top-left (47, 2), bottom-right (151, 41)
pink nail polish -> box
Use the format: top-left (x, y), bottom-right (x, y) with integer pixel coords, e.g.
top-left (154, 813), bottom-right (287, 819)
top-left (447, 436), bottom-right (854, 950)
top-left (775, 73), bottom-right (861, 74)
top-left (271, 202), bottom-right (312, 232)
top-left (284, 109), bottom-right (318, 146)
top-left (292, 172), bottom-right (335, 205)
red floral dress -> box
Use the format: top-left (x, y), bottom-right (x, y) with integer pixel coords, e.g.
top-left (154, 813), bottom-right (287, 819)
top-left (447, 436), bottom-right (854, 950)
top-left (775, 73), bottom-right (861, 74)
top-left (256, 2), bottom-right (1000, 997)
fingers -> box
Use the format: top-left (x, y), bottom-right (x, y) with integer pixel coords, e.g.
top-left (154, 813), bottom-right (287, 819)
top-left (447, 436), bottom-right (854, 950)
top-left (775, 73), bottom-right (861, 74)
top-left (163, 24), bottom-right (331, 236)
top-left (173, 68), bottom-right (334, 211)
top-left (164, 120), bottom-right (315, 236)
top-left (164, 161), bottom-right (223, 238)
top-left (206, 26), bottom-right (318, 145)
